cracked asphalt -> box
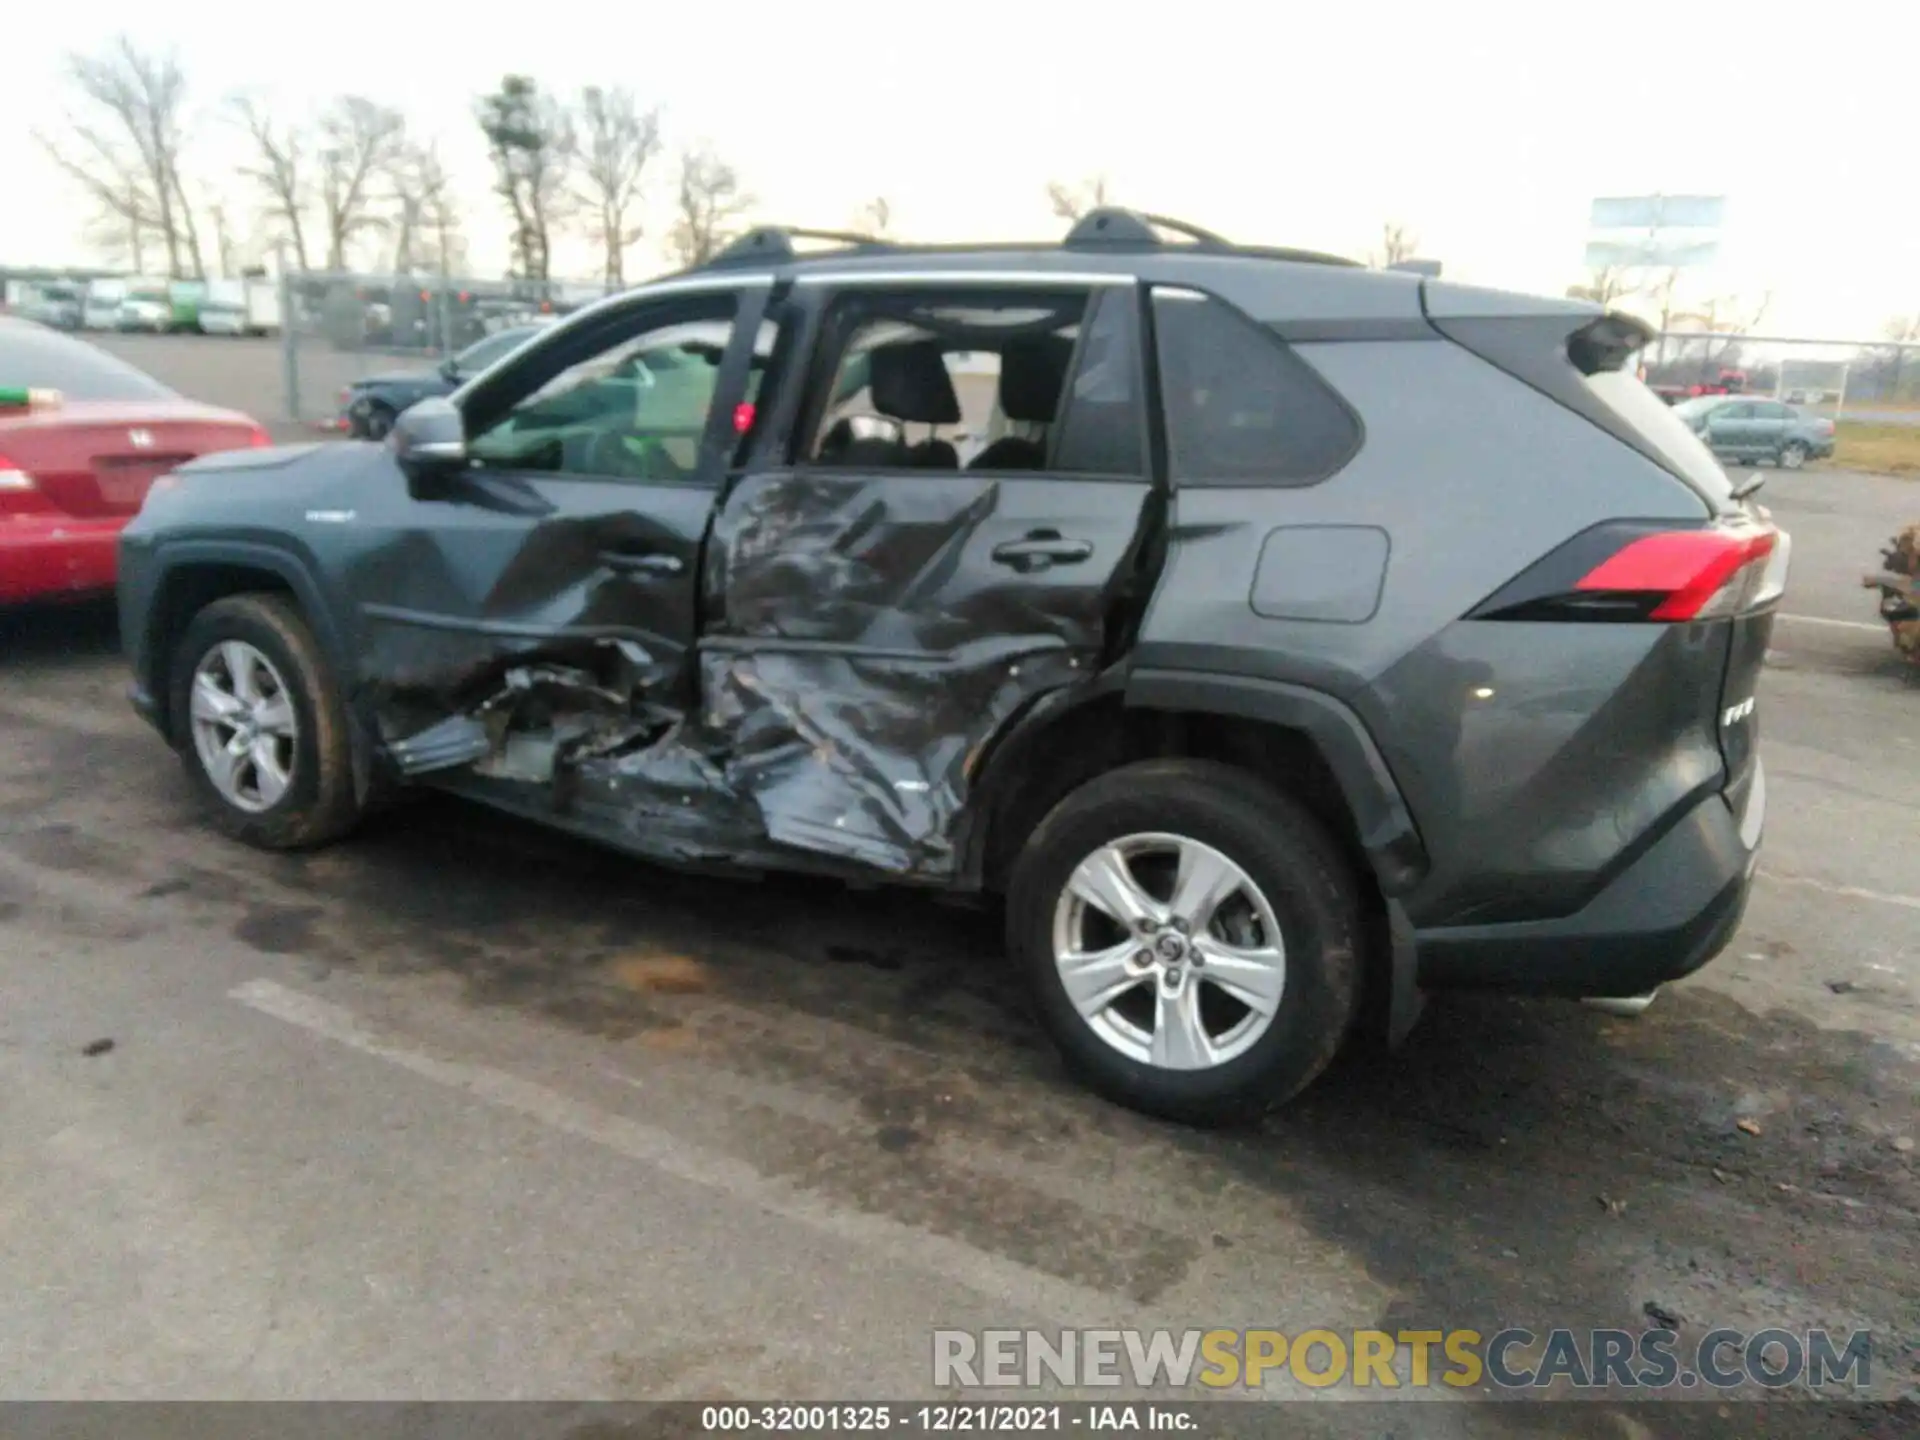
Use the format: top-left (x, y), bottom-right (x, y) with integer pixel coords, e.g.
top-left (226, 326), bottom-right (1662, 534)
top-left (1, 337), bottom-right (1915, 1435)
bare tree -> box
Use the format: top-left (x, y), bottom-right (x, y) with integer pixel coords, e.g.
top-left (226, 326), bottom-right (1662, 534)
top-left (666, 147), bottom-right (752, 268)
top-left (36, 37), bottom-right (198, 277)
top-left (1664, 291), bottom-right (1773, 380)
top-left (1374, 221), bottom-right (1419, 268)
top-left (477, 75), bottom-right (575, 281)
top-left (80, 188), bottom-right (152, 271)
top-left (855, 196), bottom-right (894, 238)
top-left (1567, 265), bottom-right (1639, 307)
top-left (573, 86), bottom-right (661, 288)
top-left (1046, 176), bottom-right (1112, 222)
top-left (315, 96), bottom-right (407, 270)
top-left (1871, 315), bottom-right (1920, 400)
top-left (414, 145), bottom-right (465, 275)
top-left (207, 200), bottom-right (239, 276)
top-left (231, 95), bottom-right (313, 271)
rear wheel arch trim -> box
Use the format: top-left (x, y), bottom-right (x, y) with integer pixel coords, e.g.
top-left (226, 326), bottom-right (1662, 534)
top-left (1122, 667), bottom-right (1428, 897)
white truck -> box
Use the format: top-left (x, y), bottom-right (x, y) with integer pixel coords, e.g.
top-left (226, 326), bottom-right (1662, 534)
top-left (83, 278), bottom-right (128, 330)
top-left (199, 277), bottom-right (282, 337)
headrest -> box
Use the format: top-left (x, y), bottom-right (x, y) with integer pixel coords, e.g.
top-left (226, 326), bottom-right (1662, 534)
top-left (998, 335), bottom-right (1073, 423)
top-left (868, 341), bottom-right (961, 425)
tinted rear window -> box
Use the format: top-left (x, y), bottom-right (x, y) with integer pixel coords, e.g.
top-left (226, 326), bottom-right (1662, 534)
top-left (0, 321), bottom-right (174, 402)
top-left (1151, 290), bottom-right (1361, 486)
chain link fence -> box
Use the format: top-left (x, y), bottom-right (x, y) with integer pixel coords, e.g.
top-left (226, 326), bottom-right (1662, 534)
top-left (1648, 332), bottom-right (1920, 419)
top-left (277, 270), bottom-right (617, 431)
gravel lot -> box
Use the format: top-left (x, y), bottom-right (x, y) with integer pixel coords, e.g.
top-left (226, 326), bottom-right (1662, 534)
top-left (2, 337), bottom-right (1915, 1430)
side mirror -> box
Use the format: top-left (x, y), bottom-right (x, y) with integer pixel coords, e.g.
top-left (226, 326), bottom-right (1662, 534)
top-left (391, 398), bottom-right (469, 496)
top-left (438, 356), bottom-right (461, 382)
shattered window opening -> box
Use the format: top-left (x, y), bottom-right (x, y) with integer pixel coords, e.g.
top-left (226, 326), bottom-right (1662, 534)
top-left (467, 311), bottom-right (777, 485)
top-left (800, 291), bottom-right (1101, 474)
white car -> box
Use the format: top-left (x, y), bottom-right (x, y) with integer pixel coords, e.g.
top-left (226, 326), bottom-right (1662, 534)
top-left (117, 288), bottom-right (173, 333)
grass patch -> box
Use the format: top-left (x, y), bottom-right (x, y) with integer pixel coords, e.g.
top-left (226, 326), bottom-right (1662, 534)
top-left (1831, 421), bottom-right (1920, 475)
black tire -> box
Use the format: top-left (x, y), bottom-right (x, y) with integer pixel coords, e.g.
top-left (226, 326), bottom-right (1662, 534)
top-left (168, 592), bottom-right (362, 850)
top-left (1006, 758), bottom-right (1363, 1127)
top-left (1778, 440), bottom-right (1808, 470)
top-left (359, 402), bottom-right (396, 441)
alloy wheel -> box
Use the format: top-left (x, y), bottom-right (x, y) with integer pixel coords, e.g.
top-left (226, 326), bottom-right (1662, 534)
top-left (189, 640), bottom-right (299, 813)
top-left (1050, 832), bottom-right (1287, 1071)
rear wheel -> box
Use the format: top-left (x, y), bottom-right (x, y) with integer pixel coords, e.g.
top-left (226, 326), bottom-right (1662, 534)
top-left (1007, 759), bottom-right (1363, 1126)
top-left (169, 593), bottom-right (362, 850)
top-left (1778, 440), bottom-right (1808, 470)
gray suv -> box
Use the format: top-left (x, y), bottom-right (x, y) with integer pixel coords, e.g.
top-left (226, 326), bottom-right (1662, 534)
top-left (116, 211), bottom-right (1787, 1126)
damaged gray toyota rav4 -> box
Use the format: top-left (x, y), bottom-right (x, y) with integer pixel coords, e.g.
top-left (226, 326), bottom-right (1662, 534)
top-left (118, 211), bottom-right (1787, 1126)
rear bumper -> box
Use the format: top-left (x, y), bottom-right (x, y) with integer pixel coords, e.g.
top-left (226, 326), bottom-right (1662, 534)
top-left (1414, 767), bottom-right (1763, 998)
top-left (0, 516), bottom-right (124, 604)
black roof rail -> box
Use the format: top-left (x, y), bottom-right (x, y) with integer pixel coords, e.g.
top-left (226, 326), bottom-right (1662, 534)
top-left (1064, 208), bottom-right (1232, 250)
top-left (684, 215), bottom-right (1364, 274)
top-left (1062, 208), bottom-right (1362, 268)
top-left (704, 226), bottom-right (893, 269)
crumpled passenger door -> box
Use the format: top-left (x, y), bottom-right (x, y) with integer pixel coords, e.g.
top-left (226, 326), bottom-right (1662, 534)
top-left (695, 281), bottom-right (1157, 879)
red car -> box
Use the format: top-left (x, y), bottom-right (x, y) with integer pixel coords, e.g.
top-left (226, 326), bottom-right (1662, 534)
top-left (1, 316), bottom-right (268, 604)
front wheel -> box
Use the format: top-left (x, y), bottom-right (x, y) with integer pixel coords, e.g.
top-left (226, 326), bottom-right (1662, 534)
top-left (169, 593), bottom-right (363, 850)
top-left (1778, 440), bottom-right (1809, 470)
top-left (1007, 758), bottom-right (1364, 1127)
top-left (358, 403), bottom-right (396, 441)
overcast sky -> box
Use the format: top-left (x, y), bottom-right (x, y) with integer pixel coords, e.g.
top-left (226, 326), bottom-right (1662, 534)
top-left (8, 0), bottom-right (1916, 337)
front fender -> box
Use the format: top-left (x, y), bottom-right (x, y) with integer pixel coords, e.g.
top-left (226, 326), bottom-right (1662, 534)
top-left (126, 540), bottom-right (375, 804)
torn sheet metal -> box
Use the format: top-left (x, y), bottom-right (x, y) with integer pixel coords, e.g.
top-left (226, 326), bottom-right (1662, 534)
top-left (375, 467), bottom-right (1142, 882)
top-left (570, 470), bottom-right (1130, 878)
top-left (347, 497), bottom-right (700, 706)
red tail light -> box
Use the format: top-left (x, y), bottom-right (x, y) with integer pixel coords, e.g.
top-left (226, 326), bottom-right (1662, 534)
top-left (1577, 529), bottom-right (1777, 621)
top-left (1472, 521), bottom-right (1790, 624)
top-left (247, 425), bottom-right (271, 448)
top-left (733, 402), bottom-right (756, 434)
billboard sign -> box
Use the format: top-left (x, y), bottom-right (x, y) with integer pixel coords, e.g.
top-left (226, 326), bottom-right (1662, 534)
top-left (1583, 238), bottom-right (1721, 269)
top-left (1588, 195), bottom-right (1727, 231)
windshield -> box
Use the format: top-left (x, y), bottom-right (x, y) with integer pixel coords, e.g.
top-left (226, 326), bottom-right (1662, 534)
top-left (0, 320), bottom-right (175, 402)
top-left (455, 329), bottom-right (533, 373)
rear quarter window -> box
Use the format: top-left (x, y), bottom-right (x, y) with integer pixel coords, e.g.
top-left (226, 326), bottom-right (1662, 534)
top-left (1150, 290), bottom-right (1360, 486)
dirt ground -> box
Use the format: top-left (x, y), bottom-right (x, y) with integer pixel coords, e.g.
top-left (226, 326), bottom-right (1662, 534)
top-left (1, 342), bottom-right (1916, 1431)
